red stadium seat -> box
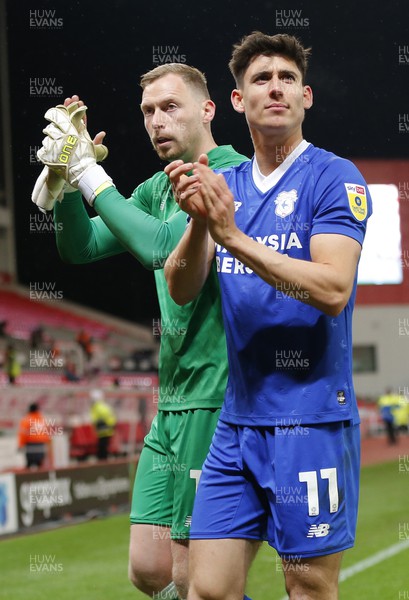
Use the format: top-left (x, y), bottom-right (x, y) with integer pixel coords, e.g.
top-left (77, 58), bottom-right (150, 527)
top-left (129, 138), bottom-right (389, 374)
top-left (69, 424), bottom-right (98, 460)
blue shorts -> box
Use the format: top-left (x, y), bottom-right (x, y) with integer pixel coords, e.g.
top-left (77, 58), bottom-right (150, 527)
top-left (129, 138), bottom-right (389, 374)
top-left (190, 419), bottom-right (360, 558)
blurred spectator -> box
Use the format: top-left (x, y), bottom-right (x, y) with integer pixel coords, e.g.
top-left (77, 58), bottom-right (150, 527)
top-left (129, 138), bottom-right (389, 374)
top-left (30, 324), bottom-right (45, 349)
top-left (64, 353), bottom-right (81, 382)
top-left (76, 329), bottom-right (94, 361)
top-left (5, 343), bottom-right (21, 384)
top-left (18, 403), bottom-right (51, 468)
top-left (392, 393), bottom-right (409, 434)
top-left (378, 388), bottom-right (401, 444)
top-left (90, 389), bottom-right (117, 460)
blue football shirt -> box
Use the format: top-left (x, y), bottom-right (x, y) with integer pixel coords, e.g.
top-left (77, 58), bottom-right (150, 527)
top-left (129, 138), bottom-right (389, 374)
top-left (214, 142), bottom-right (372, 426)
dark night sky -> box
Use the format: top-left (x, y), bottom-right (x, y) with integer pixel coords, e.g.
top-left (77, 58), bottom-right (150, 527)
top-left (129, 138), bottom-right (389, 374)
top-left (5, 0), bottom-right (409, 326)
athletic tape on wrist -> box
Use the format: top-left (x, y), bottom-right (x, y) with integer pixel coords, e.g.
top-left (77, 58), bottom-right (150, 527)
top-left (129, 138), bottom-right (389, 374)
top-left (77, 164), bottom-right (114, 206)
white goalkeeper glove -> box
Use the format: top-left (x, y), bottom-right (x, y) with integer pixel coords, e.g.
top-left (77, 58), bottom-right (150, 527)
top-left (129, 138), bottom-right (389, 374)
top-left (32, 102), bottom-right (88, 213)
top-left (31, 166), bottom-right (74, 214)
top-left (32, 144), bottom-right (109, 213)
top-left (36, 103), bottom-right (112, 206)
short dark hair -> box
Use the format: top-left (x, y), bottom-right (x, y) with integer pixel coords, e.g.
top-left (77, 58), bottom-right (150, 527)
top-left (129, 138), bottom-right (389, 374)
top-left (28, 403), bottom-right (38, 413)
top-left (140, 63), bottom-right (210, 99)
top-left (229, 31), bottom-right (311, 85)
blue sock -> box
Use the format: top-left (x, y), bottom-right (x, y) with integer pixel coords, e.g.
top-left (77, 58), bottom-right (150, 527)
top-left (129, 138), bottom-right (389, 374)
top-left (243, 596), bottom-right (252, 600)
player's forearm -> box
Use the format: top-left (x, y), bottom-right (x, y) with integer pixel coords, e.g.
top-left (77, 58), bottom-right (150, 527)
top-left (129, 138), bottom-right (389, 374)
top-left (165, 219), bottom-right (212, 305)
top-left (54, 191), bottom-right (122, 264)
top-left (94, 188), bottom-right (187, 270)
top-left (224, 231), bottom-right (353, 316)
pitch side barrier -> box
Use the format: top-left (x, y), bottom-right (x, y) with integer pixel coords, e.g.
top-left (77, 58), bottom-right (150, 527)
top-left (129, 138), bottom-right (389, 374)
top-left (0, 458), bottom-right (138, 536)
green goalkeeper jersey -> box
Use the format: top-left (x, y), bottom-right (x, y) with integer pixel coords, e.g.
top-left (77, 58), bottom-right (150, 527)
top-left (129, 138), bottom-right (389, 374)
top-left (54, 145), bottom-right (248, 410)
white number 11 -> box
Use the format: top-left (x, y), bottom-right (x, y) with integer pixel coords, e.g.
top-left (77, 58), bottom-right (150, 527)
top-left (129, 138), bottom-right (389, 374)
top-left (298, 468), bottom-right (339, 516)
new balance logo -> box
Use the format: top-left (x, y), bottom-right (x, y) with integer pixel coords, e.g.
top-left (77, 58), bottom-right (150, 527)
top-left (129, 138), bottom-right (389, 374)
top-left (307, 523), bottom-right (330, 538)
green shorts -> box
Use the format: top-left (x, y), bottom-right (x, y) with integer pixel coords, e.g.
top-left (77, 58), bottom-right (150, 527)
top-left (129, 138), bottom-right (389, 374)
top-left (130, 408), bottom-right (220, 539)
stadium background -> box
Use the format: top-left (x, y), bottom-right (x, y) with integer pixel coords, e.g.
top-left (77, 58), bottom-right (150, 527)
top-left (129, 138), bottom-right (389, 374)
top-left (1, 0), bottom-right (409, 598)
top-left (3, 0), bottom-right (409, 324)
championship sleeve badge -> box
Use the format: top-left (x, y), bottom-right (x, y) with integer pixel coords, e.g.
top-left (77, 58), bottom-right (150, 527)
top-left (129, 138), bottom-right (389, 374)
top-left (344, 183), bottom-right (368, 221)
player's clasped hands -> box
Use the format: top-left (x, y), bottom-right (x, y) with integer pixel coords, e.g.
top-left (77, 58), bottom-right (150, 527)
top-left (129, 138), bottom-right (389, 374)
top-left (165, 155), bottom-right (238, 245)
top-left (165, 155), bottom-right (207, 222)
top-left (32, 95), bottom-right (108, 213)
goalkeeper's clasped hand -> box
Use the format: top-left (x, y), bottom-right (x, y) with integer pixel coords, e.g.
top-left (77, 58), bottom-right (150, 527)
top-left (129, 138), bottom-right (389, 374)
top-left (33, 97), bottom-right (113, 211)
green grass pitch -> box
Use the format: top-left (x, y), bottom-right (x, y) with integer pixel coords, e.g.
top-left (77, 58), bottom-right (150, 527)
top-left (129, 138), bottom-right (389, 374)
top-left (1, 460), bottom-right (408, 599)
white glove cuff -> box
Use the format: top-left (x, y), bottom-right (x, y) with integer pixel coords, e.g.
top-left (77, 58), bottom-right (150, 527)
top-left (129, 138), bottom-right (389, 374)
top-left (77, 165), bottom-right (114, 206)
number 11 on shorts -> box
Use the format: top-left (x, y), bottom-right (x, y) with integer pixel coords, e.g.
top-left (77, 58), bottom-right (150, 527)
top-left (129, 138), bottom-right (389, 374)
top-left (298, 468), bottom-right (339, 516)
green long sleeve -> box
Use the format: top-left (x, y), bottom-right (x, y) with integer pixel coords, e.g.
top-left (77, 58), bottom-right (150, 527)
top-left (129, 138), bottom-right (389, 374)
top-left (54, 190), bottom-right (124, 264)
top-left (54, 182), bottom-right (187, 270)
top-left (93, 186), bottom-right (187, 270)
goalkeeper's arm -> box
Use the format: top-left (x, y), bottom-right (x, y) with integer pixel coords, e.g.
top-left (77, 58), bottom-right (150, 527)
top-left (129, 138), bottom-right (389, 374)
top-left (54, 185), bottom-right (188, 270)
top-left (38, 101), bottom-right (186, 270)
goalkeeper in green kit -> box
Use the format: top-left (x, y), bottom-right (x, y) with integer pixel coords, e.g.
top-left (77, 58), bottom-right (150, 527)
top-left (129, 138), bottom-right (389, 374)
top-left (34, 63), bottom-right (248, 600)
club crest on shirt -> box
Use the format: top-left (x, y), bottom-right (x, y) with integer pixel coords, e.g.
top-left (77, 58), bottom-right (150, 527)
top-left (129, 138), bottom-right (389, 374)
top-left (274, 189), bottom-right (298, 218)
top-left (344, 183), bottom-right (368, 222)
top-left (337, 390), bottom-right (346, 405)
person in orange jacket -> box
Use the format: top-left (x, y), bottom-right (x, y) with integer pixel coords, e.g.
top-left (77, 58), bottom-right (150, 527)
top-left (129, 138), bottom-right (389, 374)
top-left (18, 403), bottom-right (51, 468)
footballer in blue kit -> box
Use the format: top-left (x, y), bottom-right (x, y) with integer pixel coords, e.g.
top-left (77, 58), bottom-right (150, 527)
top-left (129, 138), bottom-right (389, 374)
top-left (214, 142), bottom-right (369, 427)
top-left (165, 32), bottom-right (372, 600)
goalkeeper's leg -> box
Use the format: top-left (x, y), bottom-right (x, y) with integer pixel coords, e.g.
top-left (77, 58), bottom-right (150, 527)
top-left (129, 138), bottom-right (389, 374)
top-left (129, 523), bottom-right (176, 596)
top-left (129, 428), bottom-right (175, 597)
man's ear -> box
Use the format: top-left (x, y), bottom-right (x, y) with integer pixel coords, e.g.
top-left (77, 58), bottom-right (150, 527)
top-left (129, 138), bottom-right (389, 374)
top-left (231, 89), bottom-right (245, 114)
top-left (202, 99), bottom-right (216, 124)
top-left (303, 85), bottom-right (313, 110)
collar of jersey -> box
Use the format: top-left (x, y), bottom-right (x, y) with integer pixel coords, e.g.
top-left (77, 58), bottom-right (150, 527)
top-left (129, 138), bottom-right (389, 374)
top-left (252, 139), bottom-right (310, 194)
